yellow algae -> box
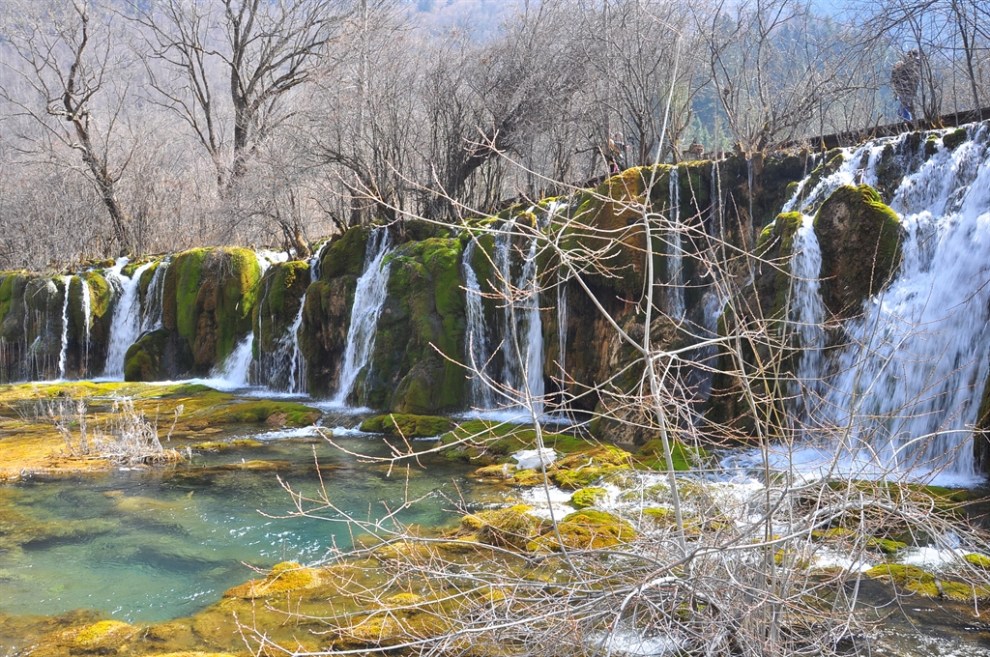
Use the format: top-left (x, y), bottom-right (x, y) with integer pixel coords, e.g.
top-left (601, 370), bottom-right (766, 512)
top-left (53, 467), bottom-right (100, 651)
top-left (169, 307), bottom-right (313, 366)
top-left (73, 620), bottom-right (138, 652)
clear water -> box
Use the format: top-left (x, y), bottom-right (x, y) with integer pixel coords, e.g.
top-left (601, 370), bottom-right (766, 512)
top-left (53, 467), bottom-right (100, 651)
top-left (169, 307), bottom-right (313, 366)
top-left (0, 425), bottom-right (477, 623)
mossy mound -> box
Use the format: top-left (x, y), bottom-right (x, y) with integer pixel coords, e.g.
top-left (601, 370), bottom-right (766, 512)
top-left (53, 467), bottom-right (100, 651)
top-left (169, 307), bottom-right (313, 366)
top-left (224, 561), bottom-right (323, 598)
top-left (161, 247), bottom-right (262, 374)
top-left (964, 553), bottom-right (990, 569)
top-left (184, 399), bottom-right (320, 429)
top-left (527, 509), bottom-right (637, 551)
top-left (551, 445), bottom-right (633, 490)
top-left (569, 486), bottom-right (608, 509)
top-left (440, 420), bottom-right (586, 464)
top-left (634, 439), bottom-right (709, 471)
top-left (123, 329), bottom-right (169, 381)
top-left (364, 237), bottom-right (466, 413)
top-left (814, 184), bottom-right (903, 318)
top-left (360, 414), bottom-right (454, 438)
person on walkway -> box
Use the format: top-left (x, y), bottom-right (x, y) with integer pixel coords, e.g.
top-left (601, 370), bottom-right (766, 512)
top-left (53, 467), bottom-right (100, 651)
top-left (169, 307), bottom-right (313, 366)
top-left (891, 49), bottom-right (922, 121)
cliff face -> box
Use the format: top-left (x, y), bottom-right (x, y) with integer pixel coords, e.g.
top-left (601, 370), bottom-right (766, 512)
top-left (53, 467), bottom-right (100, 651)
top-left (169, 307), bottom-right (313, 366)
top-left (0, 143), bottom-right (922, 442)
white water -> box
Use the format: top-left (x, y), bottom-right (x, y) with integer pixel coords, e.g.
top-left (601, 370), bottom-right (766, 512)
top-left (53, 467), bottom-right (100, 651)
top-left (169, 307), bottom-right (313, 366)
top-left (493, 216), bottom-right (545, 413)
top-left (80, 276), bottom-right (91, 375)
top-left (783, 125), bottom-right (990, 480)
top-left (57, 275), bottom-right (72, 379)
top-left (140, 257), bottom-right (170, 333)
top-left (462, 239), bottom-right (495, 409)
top-left (285, 242), bottom-right (330, 394)
top-left (212, 334), bottom-right (254, 387)
top-left (668, 168), bottom-right (685, 320)
top-left (330, 229), bottom-right (393, 406)
top-left (103, 259), bottom-right (155, 379)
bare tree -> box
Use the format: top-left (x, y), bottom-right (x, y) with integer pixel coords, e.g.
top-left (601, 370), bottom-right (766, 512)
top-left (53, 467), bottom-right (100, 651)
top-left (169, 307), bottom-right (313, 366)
top-left (134, 0), bottom-right (355, 190)
top-left (1, 0), bottom-right (135, 254)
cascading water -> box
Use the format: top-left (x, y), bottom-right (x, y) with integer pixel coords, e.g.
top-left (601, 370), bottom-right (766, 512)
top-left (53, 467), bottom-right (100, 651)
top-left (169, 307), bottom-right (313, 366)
top-left (103, 259), bottom-right (155, 379)
top-left (140, 257), bottom-right (170, 333)
top-left (80, 277), bottom-right (92, 375)
top-left (787, 126), bottom-right (990, 478)
top-left (213, 334), bottom-right (254, 387)
top-left (330, 229), bottom-right (393, 406)
top-left (493, 215), bottom-right (545, 413)
top-left (57, 276), bottom-right (72, 379)
top-left (462, 239), bottom-right (495, 409)
top-left (668, 168), bottom-right (686, 320)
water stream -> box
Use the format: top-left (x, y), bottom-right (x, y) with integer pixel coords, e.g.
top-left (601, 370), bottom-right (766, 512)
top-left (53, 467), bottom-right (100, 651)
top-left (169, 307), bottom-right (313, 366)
top-left (0, 425), bottom-right (477, 623)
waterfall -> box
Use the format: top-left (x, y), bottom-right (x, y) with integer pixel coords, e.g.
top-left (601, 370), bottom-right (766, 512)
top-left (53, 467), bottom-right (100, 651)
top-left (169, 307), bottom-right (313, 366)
top-left (788, 216), bottom-right (827, 414)
top-left (330, 228), bottom-right (393, 406)
top-left (103, 259), bottom-right (155, 379)
top-left (493, 216), bottom-right (545, 413)
top-left (57, 275), bottom-right (71, 379)
top-left (81, 277), bottom-right (92, 375)
top-left (668, 167), bottom-right (685, 320)
top-left (140, 257), bottom-right (170, 333)
top-left (213, 334), bottom-right (254, 387)
top-left (462, 239), bottom-right (495, 409)
top-left (783, 125), bottom-right (990, 478)
top-left (521, 234), bottom-right (545, 413)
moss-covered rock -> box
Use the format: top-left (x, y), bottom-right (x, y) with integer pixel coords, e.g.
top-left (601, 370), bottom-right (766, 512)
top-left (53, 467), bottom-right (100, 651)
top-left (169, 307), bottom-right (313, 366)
top-left (360, 414), bottom-right (454, 438)
top-left (224, 561), bottom-right (323, 598)
top-left (569, 486), bottom-right (608, 509)
top-left (814, 184), bottom-right (903, 318)
top-left (865, 563), bottom-right (990, 601)
top-left (72, 620), bottom-right (138, 653)
top-left (362, 237), bottom-right (466, 413)
top-left (253, 260), bottom-right (310, 389)
top-left (461, 506), bottom-right (543, 550)
top-left (0, 273), bottom-right (65, 381)
top-left (161, 247), bottom-right (262, 375)
top-left (299, 227), bottom-right (370, 396)
top-left (123, 329), bottom-right (169, 381)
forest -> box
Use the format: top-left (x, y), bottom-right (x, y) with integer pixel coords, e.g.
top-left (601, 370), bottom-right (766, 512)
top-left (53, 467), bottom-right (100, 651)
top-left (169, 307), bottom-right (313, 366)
top-left (0, 0), bottom-right (988, 269)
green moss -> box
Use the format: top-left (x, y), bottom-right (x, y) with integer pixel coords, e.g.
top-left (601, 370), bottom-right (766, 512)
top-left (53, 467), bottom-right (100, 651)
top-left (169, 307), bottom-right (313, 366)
top-left (124, 329), bottom-right (168, 381)
top-left (942, 128), bottom-right (968, 151)
top-left (360, 414), bottom-right (454, 438)
top-left (225, 561), bottom-right (323, 598)
top-left (814, 184), bottom-right (902, 317)
top-left (321, 226), bottom-right (370, 279)
top-left (570, 487), bottom-right (607, 509)
top-left (866, 563), bottom-right (990, 601)
top-left (440, 421), bottom-right (589, 466)
top-left (635, 439), bottom-right (708, 471)
top-left (187, 399), bottom-right (320, 427)
top-left (166, 248), bottom-right (209, 341)
top-left (81, 271), bottom-right (113, 319)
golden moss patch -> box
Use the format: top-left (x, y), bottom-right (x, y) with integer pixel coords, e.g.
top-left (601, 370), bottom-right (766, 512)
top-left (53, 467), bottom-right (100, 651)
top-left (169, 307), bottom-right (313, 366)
top-left (73, 620), bottom-right (138, 652)
top-left (527, 509), bottom-right (636, 552)
top-left (224, 561), bottom-right (322, 599)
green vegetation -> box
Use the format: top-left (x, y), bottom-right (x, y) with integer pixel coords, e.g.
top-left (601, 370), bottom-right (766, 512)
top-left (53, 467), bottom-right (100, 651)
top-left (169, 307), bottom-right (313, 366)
top-left (360, 413), bottom-right (454, 437)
